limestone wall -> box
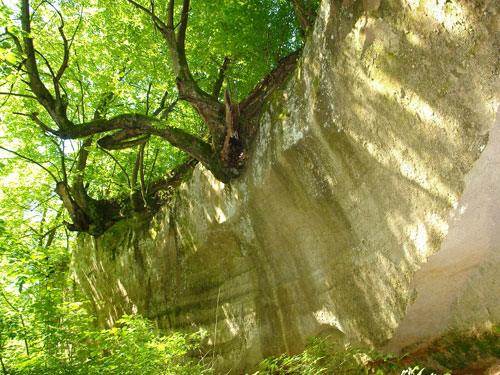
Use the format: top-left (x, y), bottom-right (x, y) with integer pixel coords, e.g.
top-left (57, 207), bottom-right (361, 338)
top-left (72, 0), bottom-right (500, 372)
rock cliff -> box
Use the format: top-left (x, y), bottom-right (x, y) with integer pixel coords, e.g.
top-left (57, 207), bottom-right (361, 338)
top-left (73, 0), bottom-right (500, 372)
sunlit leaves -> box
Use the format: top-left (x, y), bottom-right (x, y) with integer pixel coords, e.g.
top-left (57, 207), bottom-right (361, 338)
top-left (0, 1), bottom-right (314, 372)
top-left (0, 0), bottom-right (304, 216)
top-left (187, 0), bottom-right (302, 98)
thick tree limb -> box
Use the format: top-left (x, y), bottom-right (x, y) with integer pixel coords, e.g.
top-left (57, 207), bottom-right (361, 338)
top-left (40, 113), bottom-right (235, 181)
top-left (55, 181), bottom-right (89, 232)
top-left (48, 138), bottom-right (68, 183)
top-left (130, 143), bottom-right (141, 209)
top-left (70, 136), bottom-right (93, 223)
top-left (125, 0), bottom-right (225, 137)
top-left (166, 0), bottom-right (174, 30)
top-left (176, 0), bottom-right (190, 49)
top-left (130, 142), bottom-right (148, 211)
top-left (43, 1), bottom-right (69, 96)
top-left (239, 49), bottom-right (301, 140)
top-left (54, 136), bottom-right (123, 236)
top-left (21, 0), bottom-right (72, 130)
top-left (146, 147), bottom-right (159, 194)
top-left (98, 129), bottom-right (150, 150)
top-left (138, 143), bottom-right (147, 207)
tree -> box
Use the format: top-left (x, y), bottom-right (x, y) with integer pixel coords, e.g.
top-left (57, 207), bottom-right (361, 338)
top-left (0, 0), bottom-right (318, 236)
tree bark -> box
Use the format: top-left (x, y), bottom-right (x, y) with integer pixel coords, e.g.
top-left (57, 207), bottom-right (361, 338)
top-left (14, 0), bottom-right (304, 236)
top-left (239, 50), bottom-right (302, 142)
top-left (21, 0), bottom-right (72, 131)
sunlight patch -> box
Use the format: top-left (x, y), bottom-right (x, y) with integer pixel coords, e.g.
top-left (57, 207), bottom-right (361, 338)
top-left (313, 307), bottom-right (344, 332)
top-left (215, 207), bottom-right (227, 224)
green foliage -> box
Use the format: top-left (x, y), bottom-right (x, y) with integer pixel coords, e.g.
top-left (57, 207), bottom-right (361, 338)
top-left (21, 311), bottom-right (212, 375)
top-left (0, 298), bottom-right (212, 374)
top-left (416, 328), bottom-right (500, 370)
top-left (251, 337), bottom-right (445, 375)
top-left (0, 0), bottom-right (309, 235)
top-left (90, 316), bottom-right (210, 375)
top-left (0, 207), bottom-right (211, 374)
top-left (252, 337), bottom-right (367, 375)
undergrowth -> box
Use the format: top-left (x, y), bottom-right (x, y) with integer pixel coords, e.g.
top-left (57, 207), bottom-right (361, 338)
top-left (0, 302), bottom-right (450, 375)
top-left (250, 337), bottom-right (447, 375)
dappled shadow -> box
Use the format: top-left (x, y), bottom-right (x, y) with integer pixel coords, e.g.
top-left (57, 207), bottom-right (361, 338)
top-left (294, 0), bottom-right (500, 349)
top-left (71, 0), bottom-right (500, 373)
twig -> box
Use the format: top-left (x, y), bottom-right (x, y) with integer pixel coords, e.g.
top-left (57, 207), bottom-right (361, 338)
top-left (0, 289), bottom-right (30, 357)
top-left (125, 0), bottom-right (167, 31)
top-left (138, 142), bottom-right (147, 207)
top-left (0, 145), bottom-right (59, 183)
top-left (145, 81), bottom-right (152, 115)
top-left (152, 90), bottom-right (169, 116)
top-left (146, 147), bottom-right (159, 194)
top-left (98, 146), bottom-right (131, 189)
top-left (0, 92), bottom-right (37, 100)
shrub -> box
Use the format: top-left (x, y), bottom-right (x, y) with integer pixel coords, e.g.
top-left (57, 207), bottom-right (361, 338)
top-left (251, 337), bottom-right (444, 375)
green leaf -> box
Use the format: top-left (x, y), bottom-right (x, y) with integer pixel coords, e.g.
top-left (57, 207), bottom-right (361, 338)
top-left (3, 51), bottom-right (17, 64)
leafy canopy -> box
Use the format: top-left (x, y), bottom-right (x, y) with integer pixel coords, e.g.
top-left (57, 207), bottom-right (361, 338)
top-left (0, 0), bottom-right (316, 236)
